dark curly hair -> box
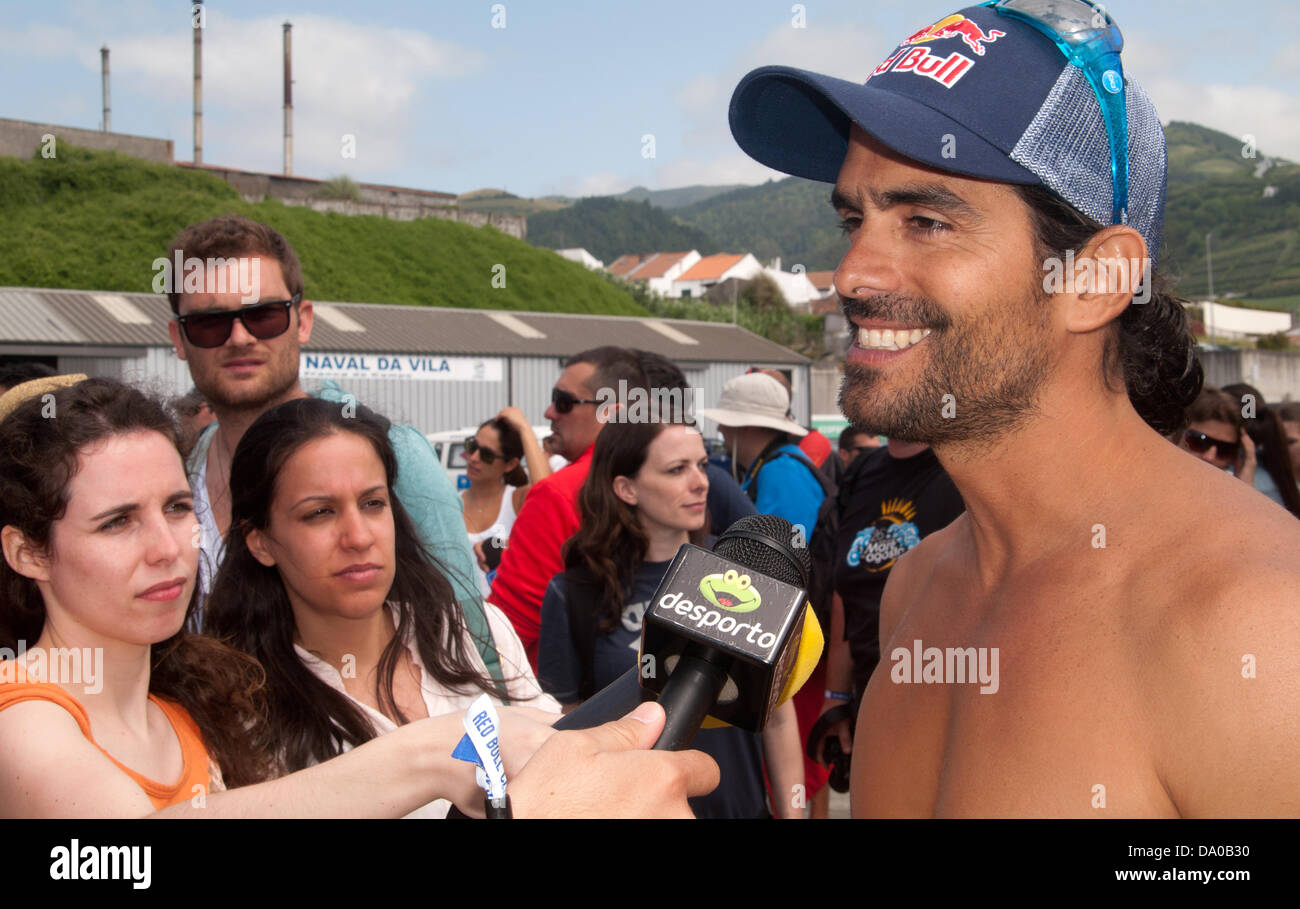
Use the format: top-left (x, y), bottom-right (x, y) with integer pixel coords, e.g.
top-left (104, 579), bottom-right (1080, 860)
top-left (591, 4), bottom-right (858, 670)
top-left (0, 378), bottom-right (273, 787)
top-left (1015, 184), bottom-right (1203, 436)
top-left (203, 397), bottom-right (510, 772)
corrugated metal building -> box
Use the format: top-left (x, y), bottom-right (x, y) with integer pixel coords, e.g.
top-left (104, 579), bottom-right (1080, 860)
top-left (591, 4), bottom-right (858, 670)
top-left (0, 287), bottom-right (812, 435)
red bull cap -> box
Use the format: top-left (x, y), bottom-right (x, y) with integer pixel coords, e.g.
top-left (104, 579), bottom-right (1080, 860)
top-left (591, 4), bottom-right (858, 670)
top-left (728, 3), bottom-right (1167, 263)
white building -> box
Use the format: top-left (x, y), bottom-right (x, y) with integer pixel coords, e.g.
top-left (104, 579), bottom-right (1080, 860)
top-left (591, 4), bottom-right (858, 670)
top-left (671, 253), bottom-right (763, 299)
top-left (1195, 300), bottom-right (1294, 340)
top-left (556, 248), bottom-right (604, 270)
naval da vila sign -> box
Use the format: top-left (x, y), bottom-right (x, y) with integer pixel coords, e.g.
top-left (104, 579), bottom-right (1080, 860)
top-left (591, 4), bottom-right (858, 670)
top-left (301, 352), bottom-right (503, 382)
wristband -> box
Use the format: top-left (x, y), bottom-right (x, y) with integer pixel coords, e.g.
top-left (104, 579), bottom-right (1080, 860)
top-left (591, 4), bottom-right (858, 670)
top-left (451, 694), bottom-right (511, 817)
top-left (824, 689), bottom-right (852, 702)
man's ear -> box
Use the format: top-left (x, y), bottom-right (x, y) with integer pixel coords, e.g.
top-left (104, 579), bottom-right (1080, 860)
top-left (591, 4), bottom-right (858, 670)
top-left (245, 527), bottom-right (278, 568)
top-left (612, 476), bottom-right (638, 508)
top-left (1, 525), bottom-right (50, 583)
top-left (296, 298), bottom-right (314, 346)
top-left (167, 317), bottom-right (189, 362)
top-left (1060, 226), bottom-right (1150, 334)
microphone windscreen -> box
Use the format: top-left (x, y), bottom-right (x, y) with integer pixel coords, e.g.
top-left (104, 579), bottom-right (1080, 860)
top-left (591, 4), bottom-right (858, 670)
top-left (697, 602), bottom-right (824, 728)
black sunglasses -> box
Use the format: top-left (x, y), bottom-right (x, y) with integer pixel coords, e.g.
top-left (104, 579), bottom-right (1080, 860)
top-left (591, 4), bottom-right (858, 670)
top-left (1184, 428), bottom-right (1239, 460)
top-left (464, 437), bottom-right (504, 465)
top-left (175, 294), bottom-right (301, 348)
top-left (551, 387), bottom-right (600, 414)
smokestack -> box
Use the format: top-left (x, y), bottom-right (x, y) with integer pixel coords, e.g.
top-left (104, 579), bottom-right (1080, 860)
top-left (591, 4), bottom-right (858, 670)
top-left (101, 46), bottom-right (110, 132)
top-left (283, 21), bottom-right (292, 176)
top-left (193, 0), bottom-right (203, 164)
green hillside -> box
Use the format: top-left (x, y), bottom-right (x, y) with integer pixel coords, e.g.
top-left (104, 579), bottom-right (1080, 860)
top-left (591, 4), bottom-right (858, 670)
top-left (0, 146), bottom-right (645, 315)
top-left (527, 122), bottom-right (1300, 309)
top-left (1160, 121), bottom-right (1300, 302)
top-left (673, 177), bottom-right (848, 272)
top-left (612, 184), bottom-right (748, 209)
top-left (527, 197), bottom-right (722, 264)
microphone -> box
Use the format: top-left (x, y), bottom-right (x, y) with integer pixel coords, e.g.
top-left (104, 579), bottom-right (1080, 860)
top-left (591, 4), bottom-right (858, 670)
top-left (642, 514), bottom-right (819, 750)
top-left (551, 516), bottom-right (824, 738)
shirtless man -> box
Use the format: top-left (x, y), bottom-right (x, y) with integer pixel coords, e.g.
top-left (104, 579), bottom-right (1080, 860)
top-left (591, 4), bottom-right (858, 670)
top-left (728, 1), bottom-right (1300, 816)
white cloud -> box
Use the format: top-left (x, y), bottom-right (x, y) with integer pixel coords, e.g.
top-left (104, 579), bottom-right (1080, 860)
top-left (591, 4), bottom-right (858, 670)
top-left (656, 154), bottom-right (784, 188)
top-left (1146, 78), bottom-right (1300, 162)
top-left (0, 10), bottom-right (483, 179)
top-left (656, 22), bottom-right (885, 193)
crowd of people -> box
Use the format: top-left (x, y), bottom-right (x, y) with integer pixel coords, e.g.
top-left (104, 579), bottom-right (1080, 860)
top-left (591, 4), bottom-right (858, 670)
top-left (3, 0), bottom-right (1299, 821)
top-left (1, 208), bottom-right (1297, 818)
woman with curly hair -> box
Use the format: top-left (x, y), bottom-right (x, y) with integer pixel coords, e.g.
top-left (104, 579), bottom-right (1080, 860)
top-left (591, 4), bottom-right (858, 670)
top-left (0, 379), bottom-right (564, 818)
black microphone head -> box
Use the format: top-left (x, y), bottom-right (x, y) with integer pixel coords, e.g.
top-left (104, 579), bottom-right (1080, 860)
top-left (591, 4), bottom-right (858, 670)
top-left (713, 514), bottom-right (811, 590)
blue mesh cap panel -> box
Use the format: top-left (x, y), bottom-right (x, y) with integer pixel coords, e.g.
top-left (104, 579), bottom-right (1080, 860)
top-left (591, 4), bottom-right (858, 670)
top-left (1010, 65), bottom-right (1167, 262)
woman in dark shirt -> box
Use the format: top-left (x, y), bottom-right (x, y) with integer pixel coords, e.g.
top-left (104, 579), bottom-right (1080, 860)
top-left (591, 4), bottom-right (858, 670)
top-left (537, 418), bottom-right (803, 818)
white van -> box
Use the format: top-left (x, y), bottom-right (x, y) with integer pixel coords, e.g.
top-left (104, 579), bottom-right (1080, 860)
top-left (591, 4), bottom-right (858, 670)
top-left (426, 425), bottom-right (555, 491)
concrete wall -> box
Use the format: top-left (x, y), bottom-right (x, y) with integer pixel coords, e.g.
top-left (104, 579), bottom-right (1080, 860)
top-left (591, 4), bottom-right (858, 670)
top-left (1199, 349), bottom-right (1300, 403)
top-left (182, 163), bottom-right (526, 240)
top-left (0, 117), bottom-right (173, 164)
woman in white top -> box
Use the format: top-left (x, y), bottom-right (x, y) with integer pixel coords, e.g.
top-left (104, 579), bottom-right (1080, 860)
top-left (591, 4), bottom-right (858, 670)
top-left (204, 398), bottom-right (560, 816)
top-left (462, 408), bottom-right (551, 594)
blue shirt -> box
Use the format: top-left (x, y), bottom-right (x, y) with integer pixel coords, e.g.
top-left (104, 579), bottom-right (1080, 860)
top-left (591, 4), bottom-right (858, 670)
top-left (741, 443), bottom-right (826, 536)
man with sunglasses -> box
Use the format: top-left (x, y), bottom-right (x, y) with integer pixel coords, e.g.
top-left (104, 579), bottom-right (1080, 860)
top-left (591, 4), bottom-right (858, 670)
top-left (729, 1), bottom-right (1300, 817)
top-left (164, 215), bottom-right (505, 683)
top-left (488, 346), bottom-right (645, 668)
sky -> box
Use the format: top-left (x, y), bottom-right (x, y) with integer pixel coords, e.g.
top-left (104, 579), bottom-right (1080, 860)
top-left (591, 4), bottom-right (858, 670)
top-left (2, 0), bottom-right (1298, 198)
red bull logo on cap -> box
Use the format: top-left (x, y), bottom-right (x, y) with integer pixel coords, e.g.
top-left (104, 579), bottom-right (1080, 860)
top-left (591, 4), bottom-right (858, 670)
top-left (902, 14), bottom-right (1006, 56)
top-left (866, 14), bottom-right (1006, 89)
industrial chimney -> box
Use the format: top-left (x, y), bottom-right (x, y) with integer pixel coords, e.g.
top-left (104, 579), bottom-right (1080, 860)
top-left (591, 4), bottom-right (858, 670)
top-left (283, 21), bottom-right (292, 176)
top-left (101, 46), bottom-right (110, 132)
top-left (193, 0), bottom-right (203, 164)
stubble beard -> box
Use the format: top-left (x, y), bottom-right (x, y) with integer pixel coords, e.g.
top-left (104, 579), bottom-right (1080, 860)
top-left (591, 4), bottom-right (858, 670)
top-left (838, 288), bottom-right (1054, 447)
top-left (194, 344), bottom-right (302, 417)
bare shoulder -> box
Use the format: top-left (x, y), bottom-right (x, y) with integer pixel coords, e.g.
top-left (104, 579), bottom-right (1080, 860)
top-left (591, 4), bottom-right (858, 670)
top-left (878, 514), bottom-right (967, 651)
top-left (0, 700), bottom-right (154, 817)
top-left (1144, 460), bottom-right (1300, 816)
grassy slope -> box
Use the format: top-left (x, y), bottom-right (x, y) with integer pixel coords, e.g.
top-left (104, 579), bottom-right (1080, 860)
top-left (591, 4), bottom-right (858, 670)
top-left (0, 146), bottom-right (646, 315)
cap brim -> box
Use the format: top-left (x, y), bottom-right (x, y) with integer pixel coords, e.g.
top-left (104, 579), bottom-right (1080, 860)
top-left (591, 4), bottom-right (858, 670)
top-left (729, 65), bottom-right (1041, 186)
top-left (697, 407), bottom-right (808, 437)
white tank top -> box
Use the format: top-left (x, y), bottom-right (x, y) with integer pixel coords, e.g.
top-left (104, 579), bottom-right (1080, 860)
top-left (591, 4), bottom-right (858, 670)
top-left (464, 485), bottom-right (520, 598)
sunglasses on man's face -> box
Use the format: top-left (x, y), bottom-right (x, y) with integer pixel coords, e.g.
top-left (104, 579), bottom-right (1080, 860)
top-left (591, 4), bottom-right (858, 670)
top-left (1184, 429), bottom-right (1239, 460)
top-left (551, 387), bottom-right (600, 415)
top-left (175, 294), bottom-right (302, 348)
top-left (464, 437), bottom-right (504, 465)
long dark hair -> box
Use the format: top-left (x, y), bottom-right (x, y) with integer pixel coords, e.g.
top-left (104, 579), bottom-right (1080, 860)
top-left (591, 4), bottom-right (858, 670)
top-left (1015, 184), bottom-right (1203, 437)
top-left (203, 397), bottom-right (508, 772)
top-left (480, 418), bottom-right (528, 487)
top-left (564, 417), bottom-right (708, 633)
top-left (0, 378), bottom-right (272, 786)
top-left (1221, 383), bottom-right (1300, 518)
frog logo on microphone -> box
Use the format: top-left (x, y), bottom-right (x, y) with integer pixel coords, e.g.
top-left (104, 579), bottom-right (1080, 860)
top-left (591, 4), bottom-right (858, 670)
top-left (698, 569), bottom-right (761, 613)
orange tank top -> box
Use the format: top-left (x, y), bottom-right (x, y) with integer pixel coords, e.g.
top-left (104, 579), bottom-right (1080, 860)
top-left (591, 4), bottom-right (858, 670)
top-left (0, 662), bottom-right (212, 811)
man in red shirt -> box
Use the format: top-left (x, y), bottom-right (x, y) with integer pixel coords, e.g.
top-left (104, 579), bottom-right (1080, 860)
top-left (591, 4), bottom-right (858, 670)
top-left (489, 346), bottom-right (645, 668)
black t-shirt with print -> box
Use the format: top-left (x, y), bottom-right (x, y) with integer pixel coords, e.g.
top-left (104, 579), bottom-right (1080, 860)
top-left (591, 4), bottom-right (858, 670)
top-left (832, 446), bottom-right (965, 696)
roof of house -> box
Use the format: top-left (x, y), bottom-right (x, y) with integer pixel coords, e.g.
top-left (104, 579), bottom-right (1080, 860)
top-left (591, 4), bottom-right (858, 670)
top-left (627, 251), bottom-right (692, 280)
top-left (606, 254), bottom-right (644, 277)
top-left (0, 286), bottom-right (809, 365)
top-left (677, 254), bottom-right (746, 282)
top-left (804, 270), bottom-right (836, 290)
